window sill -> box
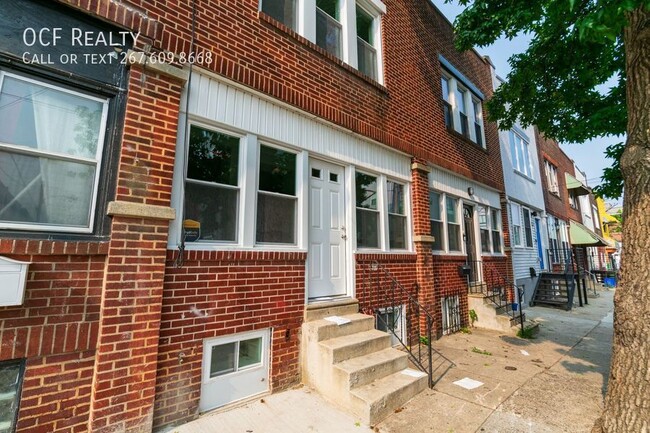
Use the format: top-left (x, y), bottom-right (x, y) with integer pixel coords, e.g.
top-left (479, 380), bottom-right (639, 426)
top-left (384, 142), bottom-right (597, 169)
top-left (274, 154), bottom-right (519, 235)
top-left (431, 251), bottom-right (466, 256)
top-left (513, 170), bottom-right (536, 183)
top-left (445, 127), bottom-right (488, 153)
top-left (258, 12), bottom-right (388, 95)
top-left (481, 252), bottom-right (507, 258)
top-left (171, 242), bottom-right (307, 253)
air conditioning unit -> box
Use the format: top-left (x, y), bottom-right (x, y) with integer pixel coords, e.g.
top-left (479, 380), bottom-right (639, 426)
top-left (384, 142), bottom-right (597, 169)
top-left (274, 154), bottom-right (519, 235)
top-left (0, 256), bottom-right (30, 307)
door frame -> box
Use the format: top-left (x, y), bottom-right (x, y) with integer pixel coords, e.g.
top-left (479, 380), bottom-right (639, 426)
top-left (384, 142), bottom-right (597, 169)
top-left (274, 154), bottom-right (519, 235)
top-left (306, 157), bottom-right (354, 302)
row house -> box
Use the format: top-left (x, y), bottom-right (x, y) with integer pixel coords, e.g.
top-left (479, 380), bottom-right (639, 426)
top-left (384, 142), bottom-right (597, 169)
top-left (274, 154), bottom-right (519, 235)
top-left (0, 0), bottom-right (518, 432)
top-left (490, 70), bottom-right (546, 307)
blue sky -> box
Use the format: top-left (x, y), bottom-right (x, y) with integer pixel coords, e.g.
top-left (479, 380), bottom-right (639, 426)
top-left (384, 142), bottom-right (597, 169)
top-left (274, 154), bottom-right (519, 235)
top-left (431, 0), bottom-right (622, 207)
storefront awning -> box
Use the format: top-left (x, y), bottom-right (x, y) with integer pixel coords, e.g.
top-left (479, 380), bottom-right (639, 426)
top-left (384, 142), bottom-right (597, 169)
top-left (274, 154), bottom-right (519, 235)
top-left (565, 173), bottom-right (591, 196)
top-left (569, 220), bottom-right (609, 246)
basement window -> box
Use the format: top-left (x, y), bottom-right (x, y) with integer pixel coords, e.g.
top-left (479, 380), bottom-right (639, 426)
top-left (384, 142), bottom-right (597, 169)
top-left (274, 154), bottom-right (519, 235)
top-left (0, 360), bottom-right (24, 433)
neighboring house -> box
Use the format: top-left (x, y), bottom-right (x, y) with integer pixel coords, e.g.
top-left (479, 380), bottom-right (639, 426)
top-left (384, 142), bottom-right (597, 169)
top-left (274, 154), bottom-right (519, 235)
top-left (596, 196), bottom-right (621, 267)
top-left (490, 70), bottom-right (546, 308)
top-left (0, 1), bottom-right (515, 432)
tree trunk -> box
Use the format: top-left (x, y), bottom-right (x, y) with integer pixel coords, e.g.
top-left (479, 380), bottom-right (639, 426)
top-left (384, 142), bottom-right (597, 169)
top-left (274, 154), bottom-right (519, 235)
top-left (593, 6), bottom-right (650, 433)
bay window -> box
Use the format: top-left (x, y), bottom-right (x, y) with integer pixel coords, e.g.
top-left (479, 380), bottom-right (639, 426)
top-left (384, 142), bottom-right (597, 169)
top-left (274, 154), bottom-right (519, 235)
top-left (439, 63), bottom-right (486, 148)
top-left (0, 72), bottom-right (108, 233)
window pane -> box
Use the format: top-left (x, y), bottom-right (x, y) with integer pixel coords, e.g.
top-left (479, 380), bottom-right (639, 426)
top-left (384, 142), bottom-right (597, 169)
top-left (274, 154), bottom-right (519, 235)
top-left (187, 126), bottom-right (239, 186)
top-left (317, 0), bottom-right (338, 17)
top-left (387, 182), bottom-right (404, 214)
top-left (523, 209), bottom-right (533, 247)
top-left (357, 38), bottom-right (377, 80)
top-left (239, 337), bottom-right (263, 369)
top-left (429, 191), bottom-right (441, 220)
top-left (446, 197), bottom-right (457, 224)
top-left (481, 229), bottom-right (491, 253)
top-left (261, 0), bottom-right (296, 30)
top-left (0, 151), bottom-right (95, 227)
top-left (430, 220), bottom-right (443, 251)
top-left (491, 230), bottom-right (501, 252)
top-left (0, 76), bottom-right (103, 158)
top-left (447, 224), bottom-right (461, 251)
top-left (357, 208), bottom-right (379, 248)
top-left (184, 182), bottom-right (238, 242)
top-left (356, 6), bottom-right (373, 43)
top-left (210, 342), bottom-right (236, 377)
top-left (490, 209), bottom-right (499, 230)
top-left (355, 173), bottom-right (377, 209)
top-left (389, 214), bottom-right (406, 249)
top-left (0, 361), bottom-right (22, 432)
top-left (441, 77), bottom-right (450, 101)
top-left (479, 207), bottom-right (490, 252)
top-left (316, 7), bottom-right (342, 58)
top-left (455, 88), bottom-right (466, 113)
top-left (256, 193), bottom-right (296, 243)
top-left (259, 145), bottom-right (296, 196)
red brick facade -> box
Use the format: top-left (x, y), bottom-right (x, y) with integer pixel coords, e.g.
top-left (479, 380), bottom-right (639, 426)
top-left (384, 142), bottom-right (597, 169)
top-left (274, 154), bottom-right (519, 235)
top-left (0, 0), bottom-right (512, 432)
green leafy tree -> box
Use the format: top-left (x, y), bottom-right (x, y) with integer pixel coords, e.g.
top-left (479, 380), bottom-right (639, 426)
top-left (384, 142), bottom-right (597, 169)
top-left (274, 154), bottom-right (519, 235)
top-left (452, 1), bottom-right (649, 431)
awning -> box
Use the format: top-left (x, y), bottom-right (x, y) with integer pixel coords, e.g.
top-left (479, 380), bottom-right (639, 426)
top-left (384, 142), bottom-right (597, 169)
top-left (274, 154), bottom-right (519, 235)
top-left (569, 220), bottom-right (609, 246)
top-left (565, 173), bottom-right (591, 196)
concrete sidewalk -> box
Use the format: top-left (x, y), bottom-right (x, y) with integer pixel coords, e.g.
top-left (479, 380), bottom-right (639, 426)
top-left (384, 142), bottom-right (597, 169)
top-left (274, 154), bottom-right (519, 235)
top-left (170, 288), bottom-right (614, 433)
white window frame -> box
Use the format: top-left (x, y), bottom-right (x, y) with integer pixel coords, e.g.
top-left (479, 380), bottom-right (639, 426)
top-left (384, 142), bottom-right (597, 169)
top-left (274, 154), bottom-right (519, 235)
top-left (490, 208), bottom-right (503, 254)
top-left (386, 180), bottom-right (408, 250)
top-left (510, 130), bottom-right (533, 179)
top-left (510, 202), bottom-right (522, 247)
top-left (255, 142), bottom-right (300, 246)
top-left (262, 0), bottom-right (386, 83)
top-left (354, 169), bottom-right (411, 252)
top-left (445, 195), bottom-right (462, 253)
top-left (429, 190), bottom-right (444, 251)
top-left (0, 71), bottom-right (109, 234)
top-left (440, 70), bottom-right (486, 148)
top-left (544, 160), bottom-right (559, 195)
top-left (592, 205), bottom-right (601, 230)
top-left (174, 121), bottom-right (307, 251)
top-left (183, 123), bottom-right (245, 245)
top-left (522, 207), bottom-right (534, 248)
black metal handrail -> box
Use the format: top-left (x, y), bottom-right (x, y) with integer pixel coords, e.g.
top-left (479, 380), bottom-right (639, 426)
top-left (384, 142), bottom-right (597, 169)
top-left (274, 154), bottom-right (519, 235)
top-left (359, 261), bottom-right (452, 388)
top-left (466, 260), bottom-right (525, 334)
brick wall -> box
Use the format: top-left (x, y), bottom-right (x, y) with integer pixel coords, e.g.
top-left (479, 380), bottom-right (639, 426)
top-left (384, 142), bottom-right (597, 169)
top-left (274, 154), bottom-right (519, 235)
top-left (153, 250), bottom-right (306, 429)
top-left (535, 128), bottom-right (579, 222)
top-left (0, 240), bottom-right (106, 433)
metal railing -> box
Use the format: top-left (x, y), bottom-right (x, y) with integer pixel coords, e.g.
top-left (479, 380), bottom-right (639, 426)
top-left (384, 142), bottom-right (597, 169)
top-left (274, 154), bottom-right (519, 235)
top-left (359, 261), bottom-right (452, 388)
top-left (466, 260), bottom-right (525, 334)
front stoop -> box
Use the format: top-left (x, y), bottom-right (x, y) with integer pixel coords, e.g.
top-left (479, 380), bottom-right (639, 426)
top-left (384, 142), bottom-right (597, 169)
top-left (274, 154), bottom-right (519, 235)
top-left (468, 294), bottom-right (526, 333)
top-left (301, 303), bottom-right (428, 425)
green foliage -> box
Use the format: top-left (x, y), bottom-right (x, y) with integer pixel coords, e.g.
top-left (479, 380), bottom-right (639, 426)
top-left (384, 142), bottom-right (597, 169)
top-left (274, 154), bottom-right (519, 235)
top-left (469, 309), bottom-right (478, 326)
top-left (471, 346), bottom-right (492, 355)
top-left (420, 335), bottom-right (430, 346)
top-left (452, 0), bottom-right (650, 198)
top-left (517, 327), bottom-right (537, 339)
top-left (460, 327), bottom-right (472, 334)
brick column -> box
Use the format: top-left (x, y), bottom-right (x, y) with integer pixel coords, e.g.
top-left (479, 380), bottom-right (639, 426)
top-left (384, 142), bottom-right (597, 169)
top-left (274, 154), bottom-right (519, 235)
top-left (88, 64), bottom-right (185, 432)
top-left (410, 159), bottom-right (436, 333)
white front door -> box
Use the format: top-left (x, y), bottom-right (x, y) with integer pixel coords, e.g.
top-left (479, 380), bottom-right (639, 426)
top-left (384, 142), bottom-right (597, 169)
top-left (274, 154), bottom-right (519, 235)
top-left (308, 159), bottom-right (347, 299)
top-left (199, 329), bottom-right (270, 412)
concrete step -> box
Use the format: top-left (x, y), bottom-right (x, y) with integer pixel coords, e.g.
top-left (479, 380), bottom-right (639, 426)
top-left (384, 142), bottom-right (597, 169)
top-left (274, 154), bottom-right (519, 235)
top-left (350, 369), bottom-right (428, 425)
top-left (304, 313), bottom-right (375, 342)
top-left (320, 330), bottom-right (391, 363)
top-left (305, 298), bottom-right (359, 321)
top-left (334, 348), bottom-right (408, 389)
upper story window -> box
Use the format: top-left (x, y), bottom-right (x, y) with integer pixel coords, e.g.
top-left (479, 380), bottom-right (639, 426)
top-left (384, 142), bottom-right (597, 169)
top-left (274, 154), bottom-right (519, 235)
top-left (260, 0), bottom-right (385, 83)
top-left (544, 160), bottom-right (559, 195)
top-left (0, 72), bottom-right (108, 233)
top-left (261, 0), bottom-right (297, 30)
top-left (568, 189), bottom-right (579, 209)
top-left (592, 205), bottom-right (600, 230)
top-left (316, 0), bottom-right (342, 58)
top-left (510, 130), bottom-right (532, 178)
top-left (440, 69), bottom-right (485, 148)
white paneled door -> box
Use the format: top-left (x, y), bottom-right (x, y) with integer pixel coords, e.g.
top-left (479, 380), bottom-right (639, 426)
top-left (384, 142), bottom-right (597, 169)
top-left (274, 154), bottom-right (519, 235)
top-left (308, 159), bottom-right (347, 299)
